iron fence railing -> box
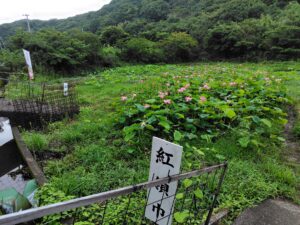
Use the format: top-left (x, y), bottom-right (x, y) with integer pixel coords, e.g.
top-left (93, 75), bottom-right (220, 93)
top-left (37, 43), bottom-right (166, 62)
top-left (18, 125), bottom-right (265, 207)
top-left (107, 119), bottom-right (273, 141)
top-left (0, 77), bottom-right (79, 128)
top-left (0, 163), bottom-right (228, 225)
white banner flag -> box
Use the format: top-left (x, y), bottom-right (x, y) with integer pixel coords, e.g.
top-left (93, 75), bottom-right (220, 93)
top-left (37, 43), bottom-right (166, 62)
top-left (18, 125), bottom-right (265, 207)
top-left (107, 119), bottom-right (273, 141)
top-left (23, 49), bottom-right (34, 80)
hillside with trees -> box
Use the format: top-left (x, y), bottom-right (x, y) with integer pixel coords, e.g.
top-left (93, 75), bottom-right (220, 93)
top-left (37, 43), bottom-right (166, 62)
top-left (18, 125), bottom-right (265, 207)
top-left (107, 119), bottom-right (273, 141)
top-left (0, 0), bottom-right (300, 74)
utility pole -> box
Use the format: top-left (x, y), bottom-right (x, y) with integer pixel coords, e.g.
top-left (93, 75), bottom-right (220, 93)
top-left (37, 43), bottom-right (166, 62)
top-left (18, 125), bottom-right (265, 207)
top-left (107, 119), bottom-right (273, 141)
top-left (0, 37), bottom-right (5, 49)
top-left (23, 14), bottom-right (31, 32)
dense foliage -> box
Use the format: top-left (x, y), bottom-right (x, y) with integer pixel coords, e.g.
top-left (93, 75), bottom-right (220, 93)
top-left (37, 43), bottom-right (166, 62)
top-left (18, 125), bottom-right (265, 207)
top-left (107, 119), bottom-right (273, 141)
top-left (117, 66), bottom-right (288, 152)
top-left (0, 0), bottom-right (300, 73)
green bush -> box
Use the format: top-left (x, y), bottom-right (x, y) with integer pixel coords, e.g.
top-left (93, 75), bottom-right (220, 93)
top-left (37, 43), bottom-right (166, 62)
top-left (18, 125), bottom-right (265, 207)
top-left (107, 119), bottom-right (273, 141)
top-left (160, 32), bottom-right (198, 62)
top-left (123, 37), bottom-right (164, 63)
top-left (99, 46), bottom-right (122, 67)
top-left (0, 49), bottom-right (24, 72)
top-left (6, 29), bottom-right (101, 73)
top-left (99, 26), bottom-right (129, 46)
top-left (205, 23), bottom-right (245, 58)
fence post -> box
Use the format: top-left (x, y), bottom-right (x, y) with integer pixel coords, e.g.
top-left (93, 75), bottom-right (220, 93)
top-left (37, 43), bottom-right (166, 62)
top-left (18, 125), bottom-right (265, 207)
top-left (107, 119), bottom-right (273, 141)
top-left (204, 162), bottom-right (228, 225)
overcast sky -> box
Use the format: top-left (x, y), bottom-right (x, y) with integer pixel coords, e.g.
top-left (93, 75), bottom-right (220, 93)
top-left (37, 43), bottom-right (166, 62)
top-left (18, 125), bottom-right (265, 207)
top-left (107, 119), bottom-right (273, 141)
top-left (0, 0), bottom-right (111, 25)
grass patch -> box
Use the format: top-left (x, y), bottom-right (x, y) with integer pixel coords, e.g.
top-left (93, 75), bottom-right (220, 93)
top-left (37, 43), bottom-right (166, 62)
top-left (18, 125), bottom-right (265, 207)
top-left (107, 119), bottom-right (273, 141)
top-left (23, 132), bottom-right (49, 152)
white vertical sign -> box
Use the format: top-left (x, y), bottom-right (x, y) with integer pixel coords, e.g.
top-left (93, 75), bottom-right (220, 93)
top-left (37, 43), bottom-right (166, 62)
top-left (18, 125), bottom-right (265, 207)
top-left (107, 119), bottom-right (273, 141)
top-left (63, 83), bottom-right (69, 96)
top-left (145, 137), bottom-right (183, 225)
top-left (22, 49), bottom-right (34, 80)
top-left (0, 118), bottom-right (13, 146)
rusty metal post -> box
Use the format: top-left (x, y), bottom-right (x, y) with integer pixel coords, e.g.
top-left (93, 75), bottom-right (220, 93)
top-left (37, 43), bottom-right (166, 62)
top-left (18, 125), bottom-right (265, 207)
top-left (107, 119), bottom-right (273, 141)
top-left (204, 162), bottom-right (228, 225)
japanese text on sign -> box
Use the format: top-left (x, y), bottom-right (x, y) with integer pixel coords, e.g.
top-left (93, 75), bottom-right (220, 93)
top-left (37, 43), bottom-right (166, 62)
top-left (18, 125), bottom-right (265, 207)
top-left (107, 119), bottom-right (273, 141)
top-left (145, 137), bottom-right (183, 225)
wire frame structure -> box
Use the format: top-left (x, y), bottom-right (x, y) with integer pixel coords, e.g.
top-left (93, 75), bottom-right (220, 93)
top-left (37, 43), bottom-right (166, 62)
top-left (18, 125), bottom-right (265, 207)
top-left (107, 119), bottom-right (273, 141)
top-left (0, 78), bottom-right (79, 128)
top-left (0, 163), bottom-right (228, 225)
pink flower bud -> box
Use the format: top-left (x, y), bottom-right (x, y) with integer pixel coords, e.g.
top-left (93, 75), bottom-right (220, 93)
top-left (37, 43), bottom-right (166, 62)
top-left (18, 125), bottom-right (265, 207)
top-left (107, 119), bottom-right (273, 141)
top-left (164, 99), bottom-right (172, 105)
top-left (185, 96), bottom-right (192, 102)
top-left (199, 96), bottom-right (207, 103)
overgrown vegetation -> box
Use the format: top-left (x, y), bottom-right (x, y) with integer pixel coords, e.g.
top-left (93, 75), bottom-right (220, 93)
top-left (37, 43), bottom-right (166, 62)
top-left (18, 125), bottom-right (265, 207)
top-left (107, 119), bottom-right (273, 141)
top-left (0, 0), bottom-right (300, 74)
top-left (20, 62), bottom-right (300, 223)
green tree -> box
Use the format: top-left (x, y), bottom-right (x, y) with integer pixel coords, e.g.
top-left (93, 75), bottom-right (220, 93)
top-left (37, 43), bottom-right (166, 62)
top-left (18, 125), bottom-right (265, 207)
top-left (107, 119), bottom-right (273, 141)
top-left (205, 23), bottom-right (246, 58)
top-left (263, 2), bottom-right (300, 59)
top-left (0, 49), bottom-right (24, 72)
top-left (99, 26), bottom-right (129, 46)
top-left (161, 32), bottom-right (198, 62)
top-left (213, 0), bottom-right (267, 22)
top-left (68, 29), bottom-right (102, 65)
top-left (99, 46), bottom-right (122, 67)
top-left (123, 37), bottom-right (164, 63)
top-left (140, 0), bottom-right (170, 21)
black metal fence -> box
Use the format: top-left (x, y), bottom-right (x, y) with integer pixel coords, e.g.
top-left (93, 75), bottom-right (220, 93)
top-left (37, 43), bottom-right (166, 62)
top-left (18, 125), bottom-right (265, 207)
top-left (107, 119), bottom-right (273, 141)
top-left (0, 163), bottom-right (228, 225)
top-left (0, 77), bottom-right (79, 128)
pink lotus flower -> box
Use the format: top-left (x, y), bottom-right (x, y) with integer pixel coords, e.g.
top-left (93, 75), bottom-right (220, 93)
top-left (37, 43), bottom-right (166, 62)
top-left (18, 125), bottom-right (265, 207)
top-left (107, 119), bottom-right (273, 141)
top-left (184, 83), bottom-right (190, 88)
top-left (230, 82), bottom-right (237, 87)
top-left (199, 96), bottom-right (207, 103)
top-left (185, 96), bottom-right (192, 102)
top-left (159, 91), bottom-right (168, 99)
top-left (178, 87), bottom-right (186, 93)
top-left (121, 96), bottom-right (127, 101)
top-left (144, 104), bottom-right (150, 109)
top-left (164, 99), bottom-right (172, 105)
top-left (203, 84), bottom-right (210, 90)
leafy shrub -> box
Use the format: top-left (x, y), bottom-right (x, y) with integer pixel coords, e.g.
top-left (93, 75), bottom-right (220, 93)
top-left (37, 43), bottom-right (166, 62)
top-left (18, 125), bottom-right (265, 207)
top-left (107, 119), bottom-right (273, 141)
top-left (205, 23), bottom-right (246, 58)
top-left (99, 46), bottom-right (122, 67)
top-left (160, 32), bottom-right (198, 62)
top-left (0, 49), bottom-right (24, 72)
top-left (6, 29), bottom-right (100, 73)
top-left (123, 38), bottom-right (164, 63)
top-left (265, 25), bottom-right (300, 59)
top-left (99, 26), bottom-right (129, 46)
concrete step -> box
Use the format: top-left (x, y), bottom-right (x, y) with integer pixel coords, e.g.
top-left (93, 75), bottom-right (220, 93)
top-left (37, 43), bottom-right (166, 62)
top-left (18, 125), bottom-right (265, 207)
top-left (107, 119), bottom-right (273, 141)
top-left (233, 199), bottom-right (300, 225)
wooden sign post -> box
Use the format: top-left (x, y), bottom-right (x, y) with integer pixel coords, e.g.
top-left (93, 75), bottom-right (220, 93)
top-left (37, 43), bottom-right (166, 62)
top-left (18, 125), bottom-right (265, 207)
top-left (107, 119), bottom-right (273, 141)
top-left (145, 137), bottom-right (183, 225)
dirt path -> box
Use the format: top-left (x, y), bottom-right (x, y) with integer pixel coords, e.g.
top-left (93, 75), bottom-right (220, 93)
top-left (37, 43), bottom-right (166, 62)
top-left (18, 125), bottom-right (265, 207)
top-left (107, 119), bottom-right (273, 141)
top-left (284, 106), bottom-right (300, 165)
